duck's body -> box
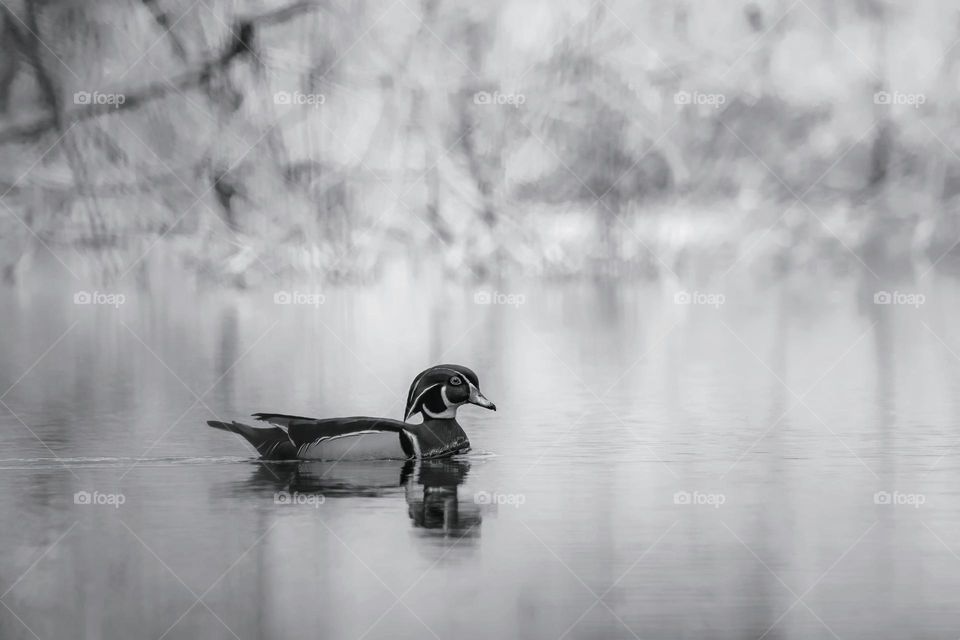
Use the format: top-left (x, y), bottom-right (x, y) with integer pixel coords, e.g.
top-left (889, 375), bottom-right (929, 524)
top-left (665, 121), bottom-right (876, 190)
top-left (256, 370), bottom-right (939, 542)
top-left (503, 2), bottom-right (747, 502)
top-left (207, 365), bottom-right (492, 461)
top-left (209, 414), bottom-right (470, 460)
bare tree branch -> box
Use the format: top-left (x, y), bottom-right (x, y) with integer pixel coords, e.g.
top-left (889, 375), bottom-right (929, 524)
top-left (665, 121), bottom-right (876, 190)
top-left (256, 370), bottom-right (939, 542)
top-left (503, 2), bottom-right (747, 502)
top-left (0, 1), bottom-right (326, 145)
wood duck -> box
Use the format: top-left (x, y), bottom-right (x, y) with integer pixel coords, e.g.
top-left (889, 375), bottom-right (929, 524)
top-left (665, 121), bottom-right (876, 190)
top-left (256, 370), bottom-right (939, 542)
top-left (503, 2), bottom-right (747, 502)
top-left (207, 364), bottom-right (495, 460)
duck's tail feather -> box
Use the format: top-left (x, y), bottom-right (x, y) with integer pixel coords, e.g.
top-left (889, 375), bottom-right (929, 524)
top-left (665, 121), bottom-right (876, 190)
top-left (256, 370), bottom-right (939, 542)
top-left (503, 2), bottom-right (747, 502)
top-left (206, 421), bottom-right (296, 460)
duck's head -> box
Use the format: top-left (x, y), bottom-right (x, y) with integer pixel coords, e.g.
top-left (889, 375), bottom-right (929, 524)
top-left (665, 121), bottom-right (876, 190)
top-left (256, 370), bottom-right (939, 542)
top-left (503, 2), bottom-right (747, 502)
top-left (404, 364), bottom-right (496, 422)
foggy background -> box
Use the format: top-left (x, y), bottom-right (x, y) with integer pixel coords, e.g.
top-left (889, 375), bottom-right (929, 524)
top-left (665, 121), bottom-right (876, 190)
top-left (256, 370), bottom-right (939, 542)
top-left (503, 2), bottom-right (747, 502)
top-left (2, 1), bottom-right (960, 639)
top-left (2, 0), bottom-right (957, 283)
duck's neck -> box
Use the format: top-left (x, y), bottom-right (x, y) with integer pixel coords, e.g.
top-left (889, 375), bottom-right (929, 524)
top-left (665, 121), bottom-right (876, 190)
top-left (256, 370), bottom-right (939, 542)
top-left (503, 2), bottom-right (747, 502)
top-left (408, 418), bottom-right (470, 457)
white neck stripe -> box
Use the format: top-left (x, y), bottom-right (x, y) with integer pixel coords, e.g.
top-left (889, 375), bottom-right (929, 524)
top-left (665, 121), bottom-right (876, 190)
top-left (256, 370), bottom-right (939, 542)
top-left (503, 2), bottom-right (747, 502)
top-left (407, 382), bottom-right (441, 420)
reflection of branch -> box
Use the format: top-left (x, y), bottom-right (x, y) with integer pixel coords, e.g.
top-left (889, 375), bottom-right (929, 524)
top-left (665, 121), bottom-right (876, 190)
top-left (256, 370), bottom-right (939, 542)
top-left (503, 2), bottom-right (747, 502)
top-left (0, 1), bottom-right (325, 145)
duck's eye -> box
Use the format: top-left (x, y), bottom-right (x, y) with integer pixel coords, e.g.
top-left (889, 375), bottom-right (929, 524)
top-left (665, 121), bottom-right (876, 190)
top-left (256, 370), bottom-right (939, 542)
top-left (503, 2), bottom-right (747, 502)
top-left (450, 376), bottom-right (462, 386)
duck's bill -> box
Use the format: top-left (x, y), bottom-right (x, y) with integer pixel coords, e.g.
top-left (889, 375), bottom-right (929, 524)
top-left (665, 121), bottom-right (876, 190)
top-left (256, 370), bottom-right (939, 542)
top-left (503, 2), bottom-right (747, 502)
top-left (468, 385), bottom-right (496, 411)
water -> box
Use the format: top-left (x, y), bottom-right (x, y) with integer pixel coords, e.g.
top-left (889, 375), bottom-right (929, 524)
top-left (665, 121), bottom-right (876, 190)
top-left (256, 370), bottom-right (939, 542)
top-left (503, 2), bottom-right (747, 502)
top-left (2, 271), bottom-right (960, 639)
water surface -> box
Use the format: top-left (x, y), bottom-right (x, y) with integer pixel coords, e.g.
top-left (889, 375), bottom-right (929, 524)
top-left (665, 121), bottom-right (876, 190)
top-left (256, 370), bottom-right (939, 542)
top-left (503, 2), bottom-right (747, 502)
top-left (2, 272), bottom-right (960, 639)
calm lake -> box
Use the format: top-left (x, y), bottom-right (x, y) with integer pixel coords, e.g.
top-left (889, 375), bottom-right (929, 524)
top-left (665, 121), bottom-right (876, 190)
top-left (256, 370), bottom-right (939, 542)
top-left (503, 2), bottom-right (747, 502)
top-left (2, 269), bottom-right (960, 639)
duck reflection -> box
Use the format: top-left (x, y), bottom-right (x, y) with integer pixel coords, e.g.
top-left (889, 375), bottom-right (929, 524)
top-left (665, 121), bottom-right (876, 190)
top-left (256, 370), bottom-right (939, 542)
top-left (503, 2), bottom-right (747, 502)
top-left (241, 458), bottom-right (480, 536)
top-left (405, 459), bottom-right (481, 536)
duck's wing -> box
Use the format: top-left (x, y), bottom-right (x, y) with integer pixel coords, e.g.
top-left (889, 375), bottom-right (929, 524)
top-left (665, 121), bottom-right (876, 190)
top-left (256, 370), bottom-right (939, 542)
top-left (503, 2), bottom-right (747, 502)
top-left (253, 414), bottom-right (415, 460)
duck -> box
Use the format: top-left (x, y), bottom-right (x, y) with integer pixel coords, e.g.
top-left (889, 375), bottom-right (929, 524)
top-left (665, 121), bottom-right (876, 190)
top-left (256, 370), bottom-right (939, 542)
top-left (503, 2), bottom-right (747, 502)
top-left (206, 364), bottom-right (495, 460)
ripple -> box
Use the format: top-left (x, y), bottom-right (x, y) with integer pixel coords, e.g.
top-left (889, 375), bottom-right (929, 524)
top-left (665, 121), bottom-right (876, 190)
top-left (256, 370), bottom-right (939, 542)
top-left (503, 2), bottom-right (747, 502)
top-left (0, 455), bottom-right (254, 469)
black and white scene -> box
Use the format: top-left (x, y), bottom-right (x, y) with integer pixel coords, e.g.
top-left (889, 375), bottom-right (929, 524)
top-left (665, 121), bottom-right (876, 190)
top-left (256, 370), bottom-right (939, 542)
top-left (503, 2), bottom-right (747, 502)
top-left (1, 0), bottom-right (959, 638)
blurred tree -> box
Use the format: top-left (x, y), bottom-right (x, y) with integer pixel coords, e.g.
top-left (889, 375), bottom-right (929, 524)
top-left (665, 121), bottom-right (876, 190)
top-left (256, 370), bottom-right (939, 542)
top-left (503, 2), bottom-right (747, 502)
top-left (0, 0), bottom-right (957, 283)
